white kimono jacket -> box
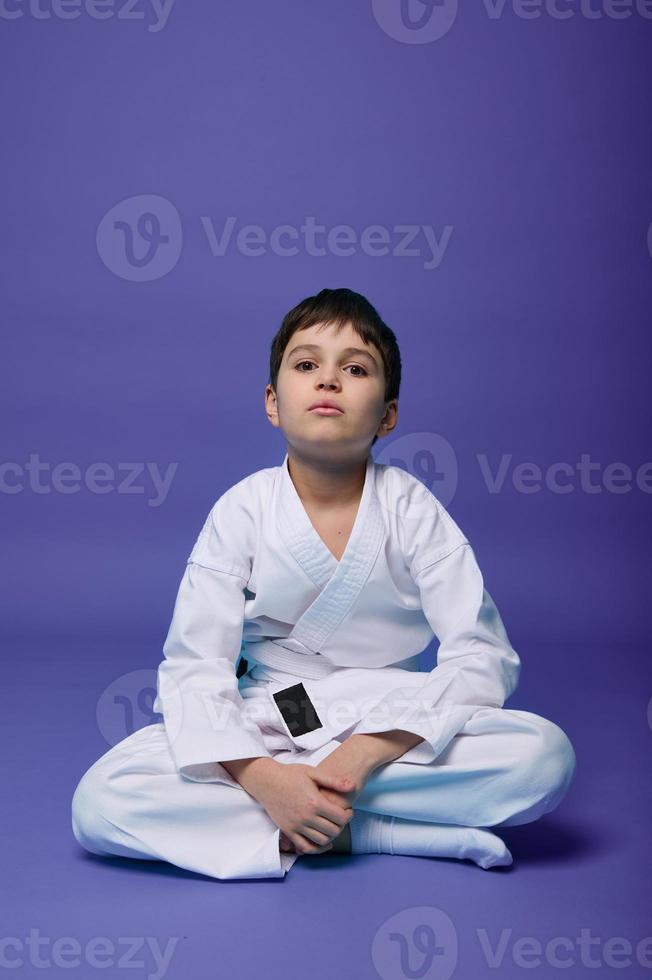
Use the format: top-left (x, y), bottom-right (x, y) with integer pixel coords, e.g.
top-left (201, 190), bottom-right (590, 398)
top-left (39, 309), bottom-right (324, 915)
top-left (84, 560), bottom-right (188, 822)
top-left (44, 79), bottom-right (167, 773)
top-left (153, 452), bottom-right (521, 789)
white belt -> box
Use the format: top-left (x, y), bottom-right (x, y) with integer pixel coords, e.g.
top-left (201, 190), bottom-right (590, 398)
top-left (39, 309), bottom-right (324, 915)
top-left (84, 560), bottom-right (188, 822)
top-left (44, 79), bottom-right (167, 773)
top-left (244, 640), bottom-right (422, 682)
top-left (245, 639), bottom-right (338, 680)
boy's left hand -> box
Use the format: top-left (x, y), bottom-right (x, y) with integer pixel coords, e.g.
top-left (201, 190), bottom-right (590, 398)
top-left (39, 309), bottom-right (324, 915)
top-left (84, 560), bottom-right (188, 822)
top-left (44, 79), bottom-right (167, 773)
top-left (278, 742), bottom-right (381, 852)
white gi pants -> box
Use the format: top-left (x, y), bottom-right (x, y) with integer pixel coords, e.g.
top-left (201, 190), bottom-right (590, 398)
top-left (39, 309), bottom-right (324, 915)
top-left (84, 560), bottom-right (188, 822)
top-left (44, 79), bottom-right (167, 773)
top-left (71, 665), bottom-right (576, 881)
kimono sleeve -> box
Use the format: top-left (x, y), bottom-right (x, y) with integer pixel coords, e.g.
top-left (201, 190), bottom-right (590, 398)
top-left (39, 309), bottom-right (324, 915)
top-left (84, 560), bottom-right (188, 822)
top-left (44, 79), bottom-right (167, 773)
top-left (348, 494), bottom-right (521, 765)
top-left (153, 485), bottom-right (272, 788)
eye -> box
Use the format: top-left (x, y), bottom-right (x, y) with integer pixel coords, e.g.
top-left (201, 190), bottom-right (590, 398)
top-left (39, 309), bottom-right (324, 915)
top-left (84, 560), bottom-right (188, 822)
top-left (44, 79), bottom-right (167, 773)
top-left (293, 361), bottom-right (368, 377)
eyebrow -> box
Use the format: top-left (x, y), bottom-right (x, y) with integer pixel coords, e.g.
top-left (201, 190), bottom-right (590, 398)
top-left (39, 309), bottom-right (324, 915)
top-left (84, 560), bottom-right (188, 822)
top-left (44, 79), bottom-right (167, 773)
top-left (286, 343), bottom-right (379, 367)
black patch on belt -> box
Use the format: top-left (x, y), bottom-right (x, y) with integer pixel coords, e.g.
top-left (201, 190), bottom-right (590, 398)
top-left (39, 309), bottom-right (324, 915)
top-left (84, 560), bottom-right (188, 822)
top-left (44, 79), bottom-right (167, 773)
top-left (236, 656), bottom-right (249, 679)
top-left (273, 682), bottom-right (323, 737)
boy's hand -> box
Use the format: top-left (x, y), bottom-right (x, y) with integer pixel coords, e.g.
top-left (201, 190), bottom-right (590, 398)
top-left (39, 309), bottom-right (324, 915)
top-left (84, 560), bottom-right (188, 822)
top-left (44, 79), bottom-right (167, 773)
top-left (249, 762), bottom-right (355, 856)
top-left (281, 743), bottom-right (381, 853)
top-left (312, 740), bottom-right (379, 809)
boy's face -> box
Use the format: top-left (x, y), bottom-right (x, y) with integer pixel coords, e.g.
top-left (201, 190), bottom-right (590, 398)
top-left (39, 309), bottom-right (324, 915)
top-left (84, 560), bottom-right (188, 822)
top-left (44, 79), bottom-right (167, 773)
top-left (265, 320), bottom-right (398, 457)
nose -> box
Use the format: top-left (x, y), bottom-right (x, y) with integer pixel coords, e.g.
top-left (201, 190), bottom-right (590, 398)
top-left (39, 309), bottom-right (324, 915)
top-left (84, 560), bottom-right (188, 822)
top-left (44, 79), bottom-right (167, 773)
top-left (316, 368), bottom-right (340, 391)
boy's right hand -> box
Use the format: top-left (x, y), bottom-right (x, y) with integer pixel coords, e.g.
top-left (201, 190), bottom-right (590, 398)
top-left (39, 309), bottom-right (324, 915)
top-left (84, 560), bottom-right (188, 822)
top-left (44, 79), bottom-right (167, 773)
top-left (248, 762), bottom-right (355, 855)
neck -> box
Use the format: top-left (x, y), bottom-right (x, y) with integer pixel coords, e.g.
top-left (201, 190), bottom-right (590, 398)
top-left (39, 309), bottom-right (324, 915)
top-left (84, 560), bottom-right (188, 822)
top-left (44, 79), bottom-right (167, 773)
top-left (285, 451), bottom-right (368, 510)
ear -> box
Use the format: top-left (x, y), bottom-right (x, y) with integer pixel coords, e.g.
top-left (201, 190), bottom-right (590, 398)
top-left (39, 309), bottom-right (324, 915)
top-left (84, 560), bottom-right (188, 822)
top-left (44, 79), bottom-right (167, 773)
top-left (377, 399), bottom-right (399, 437)
top-left (265, 384), bottom-right (280, 428)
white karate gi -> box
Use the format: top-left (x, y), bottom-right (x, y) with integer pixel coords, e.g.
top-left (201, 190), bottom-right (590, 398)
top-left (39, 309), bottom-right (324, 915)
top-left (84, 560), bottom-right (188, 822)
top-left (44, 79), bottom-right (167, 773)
top-left (71, 453), bottom-right (576, 879)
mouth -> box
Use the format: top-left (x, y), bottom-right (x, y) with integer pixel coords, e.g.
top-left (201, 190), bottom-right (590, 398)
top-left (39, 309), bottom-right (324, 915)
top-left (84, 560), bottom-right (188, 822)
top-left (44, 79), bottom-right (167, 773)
top-left (309, 406), bottom-right (344, 416)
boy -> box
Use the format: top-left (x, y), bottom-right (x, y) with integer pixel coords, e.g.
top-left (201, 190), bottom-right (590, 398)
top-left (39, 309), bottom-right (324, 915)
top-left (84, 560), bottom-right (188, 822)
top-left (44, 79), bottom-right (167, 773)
top-left (71, 287), bottom-right (576, 880)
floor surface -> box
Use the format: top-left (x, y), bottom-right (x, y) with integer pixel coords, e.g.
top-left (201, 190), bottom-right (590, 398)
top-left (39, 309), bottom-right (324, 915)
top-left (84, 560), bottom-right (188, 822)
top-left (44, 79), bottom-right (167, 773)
top-left (3, 634), bottom-right (649, 980)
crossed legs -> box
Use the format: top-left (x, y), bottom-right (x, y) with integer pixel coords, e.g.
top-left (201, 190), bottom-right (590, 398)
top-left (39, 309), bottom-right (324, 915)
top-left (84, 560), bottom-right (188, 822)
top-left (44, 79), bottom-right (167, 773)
top-left (71, 706), bottom-right (575, 878)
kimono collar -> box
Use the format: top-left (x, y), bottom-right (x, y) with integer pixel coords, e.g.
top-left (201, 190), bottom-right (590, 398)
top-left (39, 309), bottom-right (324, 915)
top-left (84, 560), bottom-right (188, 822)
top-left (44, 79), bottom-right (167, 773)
top-left (275, 450), bottom-right (386, 652)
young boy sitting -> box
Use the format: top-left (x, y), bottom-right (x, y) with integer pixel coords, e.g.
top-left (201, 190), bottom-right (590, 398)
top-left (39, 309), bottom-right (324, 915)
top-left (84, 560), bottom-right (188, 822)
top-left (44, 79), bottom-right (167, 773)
top-left (71, 287), bottom-right (576, 880)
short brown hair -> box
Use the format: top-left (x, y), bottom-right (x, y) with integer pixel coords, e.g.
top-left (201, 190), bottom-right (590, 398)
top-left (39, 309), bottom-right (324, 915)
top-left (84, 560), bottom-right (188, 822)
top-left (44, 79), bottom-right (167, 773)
top-left (269, 287), bottom-right (401, 447)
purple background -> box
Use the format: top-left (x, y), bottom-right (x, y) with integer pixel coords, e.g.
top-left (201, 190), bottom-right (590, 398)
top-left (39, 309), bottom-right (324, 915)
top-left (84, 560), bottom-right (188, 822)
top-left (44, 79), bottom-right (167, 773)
top-left (2, 2), bottom-right (651, 978)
